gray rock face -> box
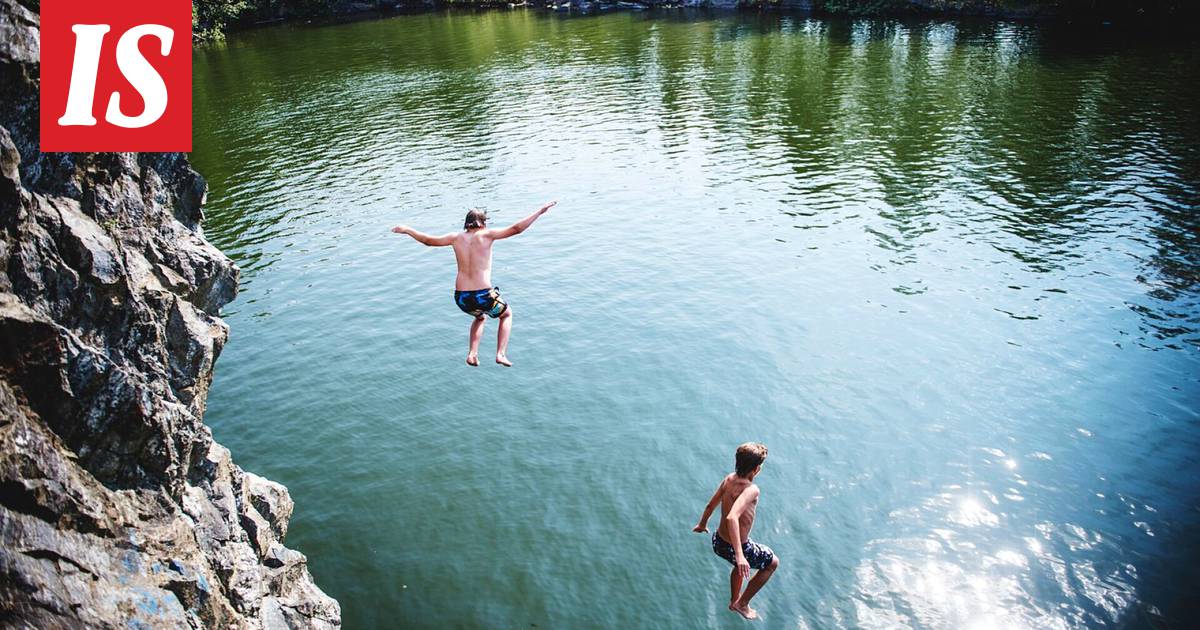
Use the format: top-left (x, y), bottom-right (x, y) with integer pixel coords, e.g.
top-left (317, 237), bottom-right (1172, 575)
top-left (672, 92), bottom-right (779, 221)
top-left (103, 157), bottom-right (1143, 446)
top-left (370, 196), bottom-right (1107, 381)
top-left (0, 0), bottom-right (341, 626)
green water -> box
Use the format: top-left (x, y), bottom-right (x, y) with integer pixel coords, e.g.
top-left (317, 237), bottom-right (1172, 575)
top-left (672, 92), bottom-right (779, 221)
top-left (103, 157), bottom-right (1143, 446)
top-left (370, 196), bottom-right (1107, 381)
top-left (192, 11), bottom-right (1200, 628)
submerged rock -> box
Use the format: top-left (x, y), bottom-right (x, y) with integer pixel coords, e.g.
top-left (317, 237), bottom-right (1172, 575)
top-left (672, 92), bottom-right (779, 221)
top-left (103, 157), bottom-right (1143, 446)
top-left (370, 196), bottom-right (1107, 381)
top-left (0, 0), bottom-right (340, 626)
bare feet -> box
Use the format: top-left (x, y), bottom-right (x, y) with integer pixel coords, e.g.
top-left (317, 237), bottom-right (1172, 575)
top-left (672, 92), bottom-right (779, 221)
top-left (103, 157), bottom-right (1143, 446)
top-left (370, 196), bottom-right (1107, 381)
top-left (729, 601), bottom-right (758, 620)
top-left (495, 354), bottom-right (512, 367)
top-left (466, 354), bottom-right (479, 367)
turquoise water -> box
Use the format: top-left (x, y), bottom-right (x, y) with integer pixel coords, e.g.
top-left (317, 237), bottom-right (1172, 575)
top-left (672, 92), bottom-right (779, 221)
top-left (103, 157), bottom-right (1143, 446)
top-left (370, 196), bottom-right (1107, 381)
top-left (192, 11), bottom-right (1200, 628)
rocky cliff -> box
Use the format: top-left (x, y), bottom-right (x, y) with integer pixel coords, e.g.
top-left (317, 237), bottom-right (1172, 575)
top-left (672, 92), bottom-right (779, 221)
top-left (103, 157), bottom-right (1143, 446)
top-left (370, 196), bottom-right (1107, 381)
top-left (0, 0), bottom-right (341, 626)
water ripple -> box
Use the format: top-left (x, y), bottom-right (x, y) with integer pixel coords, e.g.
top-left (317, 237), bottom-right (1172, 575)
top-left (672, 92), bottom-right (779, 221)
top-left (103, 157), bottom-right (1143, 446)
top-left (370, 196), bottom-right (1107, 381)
top-left (192, 11), bottom-right (1200, 629)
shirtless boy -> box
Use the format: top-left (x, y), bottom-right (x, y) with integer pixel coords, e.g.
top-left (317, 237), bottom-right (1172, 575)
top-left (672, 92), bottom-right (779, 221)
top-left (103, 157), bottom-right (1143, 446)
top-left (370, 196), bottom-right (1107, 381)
top-left (392, 201), bottom-right (555, 367)
top-left (693, 442), bottom-right (779, 620)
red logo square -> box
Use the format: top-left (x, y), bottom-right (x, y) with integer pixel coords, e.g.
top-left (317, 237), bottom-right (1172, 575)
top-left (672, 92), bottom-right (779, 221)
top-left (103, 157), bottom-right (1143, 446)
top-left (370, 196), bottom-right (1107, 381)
top-left (40, 0), bottom-right (192, 152)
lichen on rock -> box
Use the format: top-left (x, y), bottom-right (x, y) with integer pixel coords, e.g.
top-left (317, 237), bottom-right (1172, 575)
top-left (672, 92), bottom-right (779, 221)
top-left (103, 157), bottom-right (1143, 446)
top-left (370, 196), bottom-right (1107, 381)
top-left (0, 0), bottom-right (340, 626)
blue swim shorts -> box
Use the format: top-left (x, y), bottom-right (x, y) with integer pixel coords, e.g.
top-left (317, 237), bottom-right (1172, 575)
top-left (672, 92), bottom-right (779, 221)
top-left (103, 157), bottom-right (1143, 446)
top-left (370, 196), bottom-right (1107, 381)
top-left (454, 287), bottom-right (508, 319)
top-left (712, 532), bottom-right (775, 571)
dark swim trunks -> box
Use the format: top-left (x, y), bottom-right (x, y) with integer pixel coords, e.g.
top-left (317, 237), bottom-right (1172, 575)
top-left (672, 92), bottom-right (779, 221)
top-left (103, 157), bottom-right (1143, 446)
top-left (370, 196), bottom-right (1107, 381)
top-left (712, 532), bottom-right (775, 571)
top-left (454, 287), bottom-right (508, 319)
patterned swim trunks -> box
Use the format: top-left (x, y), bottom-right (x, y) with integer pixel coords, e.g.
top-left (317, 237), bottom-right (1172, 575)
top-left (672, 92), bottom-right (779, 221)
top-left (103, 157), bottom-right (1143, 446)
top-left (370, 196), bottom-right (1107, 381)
top-left (454, 287), bottom-right (508, 319)
top-left (712, 532), bottom-right (775, 570)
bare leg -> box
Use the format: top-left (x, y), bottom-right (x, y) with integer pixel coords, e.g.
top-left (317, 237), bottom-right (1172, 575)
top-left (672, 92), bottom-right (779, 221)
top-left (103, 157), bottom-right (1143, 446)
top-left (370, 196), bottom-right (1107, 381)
top-left (495, 306), bottom-right (513, 367)
top-left (467, 316), bottom-right (485, 366)
top-left (729, 566), bottom-right (744, 612)
top-left (732, 556), bottom-right (779, 620)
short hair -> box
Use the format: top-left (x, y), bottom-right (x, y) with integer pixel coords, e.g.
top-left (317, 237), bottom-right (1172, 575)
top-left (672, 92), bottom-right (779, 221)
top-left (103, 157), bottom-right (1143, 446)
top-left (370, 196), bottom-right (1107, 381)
top-left (464, 209), bottom-right (488, 230)
top-left (735, 442), bottom-right (768, 477)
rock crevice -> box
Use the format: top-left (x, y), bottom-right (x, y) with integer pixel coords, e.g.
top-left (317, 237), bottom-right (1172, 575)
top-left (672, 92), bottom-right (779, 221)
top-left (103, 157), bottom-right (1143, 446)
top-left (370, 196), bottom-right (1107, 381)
top-left (0, 0), bottom-right (340, 626)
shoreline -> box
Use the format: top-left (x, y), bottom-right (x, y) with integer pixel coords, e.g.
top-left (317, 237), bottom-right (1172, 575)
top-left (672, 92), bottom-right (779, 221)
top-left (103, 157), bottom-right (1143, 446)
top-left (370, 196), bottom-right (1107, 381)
top-left (196, 0), bottom-right (1200, 41)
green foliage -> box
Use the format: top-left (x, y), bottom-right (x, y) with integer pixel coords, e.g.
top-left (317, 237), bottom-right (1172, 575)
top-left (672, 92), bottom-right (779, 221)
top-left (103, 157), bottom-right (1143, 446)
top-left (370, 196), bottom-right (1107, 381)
top-left (189, 0), bottom-right (1199, 41)
top-left (194, 0), bottom-right (347, 41)
top-left (193, 0), bottom-right (250, 41)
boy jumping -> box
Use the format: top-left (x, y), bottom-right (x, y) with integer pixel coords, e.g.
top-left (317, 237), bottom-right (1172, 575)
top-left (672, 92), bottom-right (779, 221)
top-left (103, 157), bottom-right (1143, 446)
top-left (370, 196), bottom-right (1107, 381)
top-left (392, 201), bottom-right (556, 367)
top-left (693, 442), bottom-right (779, 620)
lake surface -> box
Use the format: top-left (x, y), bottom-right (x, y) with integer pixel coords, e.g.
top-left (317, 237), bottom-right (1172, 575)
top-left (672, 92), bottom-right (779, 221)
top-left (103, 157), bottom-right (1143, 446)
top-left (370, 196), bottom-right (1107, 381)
top-left (192, 10), bottom-right (1200, 628)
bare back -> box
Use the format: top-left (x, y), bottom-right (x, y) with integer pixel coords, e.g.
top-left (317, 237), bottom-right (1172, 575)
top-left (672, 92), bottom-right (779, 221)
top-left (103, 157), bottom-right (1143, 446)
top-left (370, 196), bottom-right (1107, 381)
top-left (451, 229), bottom-right (496, 290)
top-left (717, 473), bottom-right (759, 544)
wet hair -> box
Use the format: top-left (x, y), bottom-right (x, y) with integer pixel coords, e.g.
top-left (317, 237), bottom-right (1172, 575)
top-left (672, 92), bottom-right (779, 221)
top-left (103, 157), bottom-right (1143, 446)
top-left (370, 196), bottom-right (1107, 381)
top-left (735, 442), bottom-right (768, 477)
top-left (464, 209), bottom-right (488, 230)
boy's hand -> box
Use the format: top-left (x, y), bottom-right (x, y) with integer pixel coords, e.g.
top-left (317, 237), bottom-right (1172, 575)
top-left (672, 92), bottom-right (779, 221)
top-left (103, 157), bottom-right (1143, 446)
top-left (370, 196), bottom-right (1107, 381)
top-left (391, 225), bottom-right (409, 234)
top-left (539, 201), bottom-right (557, 213)
top-left (736, 555), bottom-right (750, 579)
top-left (692, 524), bottom-right (708, 533)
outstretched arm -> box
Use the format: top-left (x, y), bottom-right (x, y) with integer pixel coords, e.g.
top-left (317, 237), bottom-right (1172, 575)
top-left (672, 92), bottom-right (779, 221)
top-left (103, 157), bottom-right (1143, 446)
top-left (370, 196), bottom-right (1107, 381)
top-left (693, 478), bottom-right (726, 533)
top-left (392, 225), bottom-right (455, 247)
top-left (488, 201), bottom-right (557, 240)
top-left (725, 485), bottom-right (759, 579)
